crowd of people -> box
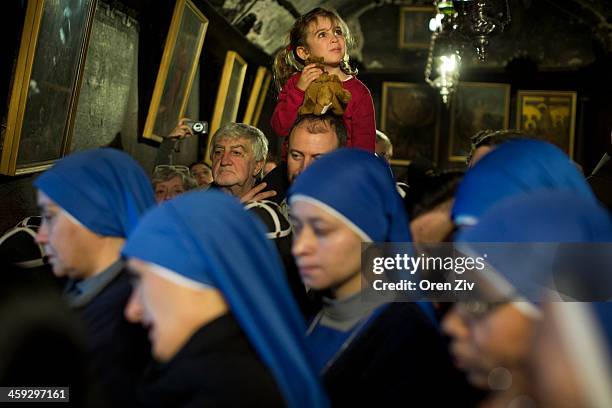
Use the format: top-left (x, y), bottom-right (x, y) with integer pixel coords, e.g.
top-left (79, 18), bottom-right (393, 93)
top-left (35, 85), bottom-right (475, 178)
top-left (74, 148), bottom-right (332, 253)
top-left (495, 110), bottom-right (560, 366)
top-left (0, 6), bottom-right (610, 408)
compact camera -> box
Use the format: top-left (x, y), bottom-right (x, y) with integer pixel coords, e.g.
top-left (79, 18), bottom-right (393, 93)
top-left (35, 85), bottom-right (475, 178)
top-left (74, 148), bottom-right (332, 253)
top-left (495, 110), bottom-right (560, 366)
top-left (184, 120), bottom-right (208, 135)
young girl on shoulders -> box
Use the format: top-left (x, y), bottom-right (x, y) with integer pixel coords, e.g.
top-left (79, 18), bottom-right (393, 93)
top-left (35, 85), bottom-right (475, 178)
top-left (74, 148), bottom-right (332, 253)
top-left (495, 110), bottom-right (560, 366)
top-left (271, 8), bottom-right (375, 152)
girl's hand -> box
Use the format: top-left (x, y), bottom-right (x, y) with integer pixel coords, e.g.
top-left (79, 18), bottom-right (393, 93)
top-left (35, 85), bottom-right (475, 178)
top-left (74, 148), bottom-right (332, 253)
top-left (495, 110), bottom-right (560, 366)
top-left (296, 64), bottom-right (323, 91)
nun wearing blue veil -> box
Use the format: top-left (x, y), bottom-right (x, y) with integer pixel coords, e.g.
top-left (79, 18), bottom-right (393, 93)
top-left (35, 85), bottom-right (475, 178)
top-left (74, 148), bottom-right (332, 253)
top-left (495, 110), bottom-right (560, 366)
top-left (287, 148), bottom-right (475, 407)
top-left (443, 191), bottom-right (612, 406)
top-left (121, 190), bottom-right (328, 408)
top-left (452, 139), bottom-right (596, 228)
top-left (34, 148), bottom-right (155, 406)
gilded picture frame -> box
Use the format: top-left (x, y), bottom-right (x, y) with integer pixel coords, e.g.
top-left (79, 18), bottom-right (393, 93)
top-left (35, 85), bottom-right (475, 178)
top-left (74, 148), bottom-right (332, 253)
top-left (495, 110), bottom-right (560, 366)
top-left (381, 82), bottom-right (440, 166)
top-left (206, 50), bottom-right (248, 155)
top-left (242, 66), bottom-right (271, 127)
top-left (449, 82), bottom-right (511, 162)
top-left (143, 0), bottom-right (209, 142)
top-left (516, 90), bottom-right (577, 158)
top-left (0, 0), bottom-right (97, 175)
top-left (398, 6), bottom-right (435, 50)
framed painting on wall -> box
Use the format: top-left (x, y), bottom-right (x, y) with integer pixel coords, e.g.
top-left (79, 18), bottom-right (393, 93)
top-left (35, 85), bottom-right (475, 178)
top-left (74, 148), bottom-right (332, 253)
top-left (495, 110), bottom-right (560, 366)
top-left (206, 50), bottom-right (248, 156)
top-left (398, 6), bottom-right (435, 49)
top-left (381, 82), bottom-right (440, 166)
top-left (70, 3), bottom-right (140, 153)
top-left (142, 0), bottom-right (209, 142)
top-left (516, 90), bottom-right (577, 158)
top-left (0, 0), bottom-right (97, 175)
top-left (449, 82), bottom-right (511, 162)
top-left (242, 67), bottom-right (272, 127)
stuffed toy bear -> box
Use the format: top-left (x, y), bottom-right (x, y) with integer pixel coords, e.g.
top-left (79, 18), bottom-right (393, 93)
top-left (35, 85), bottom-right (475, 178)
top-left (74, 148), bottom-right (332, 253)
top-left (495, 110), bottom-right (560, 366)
top-left (299, 57), bottom-right (352, 116)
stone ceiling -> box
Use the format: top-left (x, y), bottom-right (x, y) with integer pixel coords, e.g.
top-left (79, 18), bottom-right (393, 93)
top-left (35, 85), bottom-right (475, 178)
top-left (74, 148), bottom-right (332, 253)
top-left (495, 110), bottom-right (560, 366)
top-left (210, 0), bottom-right (612, 58)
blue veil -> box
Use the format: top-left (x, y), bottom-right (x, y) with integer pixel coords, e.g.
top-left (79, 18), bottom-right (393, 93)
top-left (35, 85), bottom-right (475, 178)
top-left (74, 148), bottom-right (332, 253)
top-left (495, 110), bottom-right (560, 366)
top-left (287, 149), bottom-right (438, 321)
top-left (34, 148), bottom-right (155, 237)
top-left (288, 148), bottom-right (411, 242)
top-left (122, 191), bottom-right (328, 408)
top-left (456, 190), bottom-right (612, 304)
top-left (452, 139), bottom-right (596, 227)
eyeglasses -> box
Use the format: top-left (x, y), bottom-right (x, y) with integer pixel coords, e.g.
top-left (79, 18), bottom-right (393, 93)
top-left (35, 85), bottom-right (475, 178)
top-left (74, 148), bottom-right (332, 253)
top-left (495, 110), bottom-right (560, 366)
top-left (153, 164), bottom-right (191, 177)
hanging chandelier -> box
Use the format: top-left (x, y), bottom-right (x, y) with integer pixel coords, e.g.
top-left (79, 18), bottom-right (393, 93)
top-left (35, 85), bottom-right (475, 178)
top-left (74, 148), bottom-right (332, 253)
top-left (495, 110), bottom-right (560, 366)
top-left (424, 1), bottom-right (512, 104)
top-left (453, 0), bottom-right (512, 61)
top-left (425, 1), bottom-right (462, 105)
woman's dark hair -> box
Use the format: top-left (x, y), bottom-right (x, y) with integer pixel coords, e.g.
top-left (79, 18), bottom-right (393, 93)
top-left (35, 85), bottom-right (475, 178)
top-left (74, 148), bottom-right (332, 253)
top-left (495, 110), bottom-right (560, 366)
top-left (404, 170), bottom-right (464, 219)
top-left (467, 129), bottom-right (528, 165)
top-left (189, 161), bottom-right (211, 171)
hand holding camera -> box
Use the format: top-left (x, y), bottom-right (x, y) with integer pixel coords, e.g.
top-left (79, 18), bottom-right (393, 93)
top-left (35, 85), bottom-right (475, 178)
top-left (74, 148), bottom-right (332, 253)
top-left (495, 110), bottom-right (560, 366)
top-left (166, 118), bottom-right (208, 140)
top-left (184, 119), bottom-right (208, 135)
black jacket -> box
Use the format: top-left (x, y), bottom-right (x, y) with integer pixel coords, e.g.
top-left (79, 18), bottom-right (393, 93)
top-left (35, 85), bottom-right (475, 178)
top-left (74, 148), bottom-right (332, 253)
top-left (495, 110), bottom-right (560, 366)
top-left (138, 314), bottom-right (285, 407)
top-left (261, 163), bottom-right (290, 205)
top-left (73, 267), bottom-right (151, 407)
top-left (323, 302), bottom-right (482, 407)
